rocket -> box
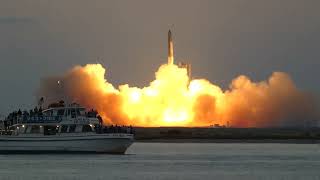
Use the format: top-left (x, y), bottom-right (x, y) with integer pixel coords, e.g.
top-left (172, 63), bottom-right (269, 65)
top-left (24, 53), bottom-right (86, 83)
top-left (168, 30), bottom-right (174, 65)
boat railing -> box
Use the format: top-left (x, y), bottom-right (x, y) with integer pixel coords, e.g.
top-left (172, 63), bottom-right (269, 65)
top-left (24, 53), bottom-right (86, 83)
top-left (0, 124), bottom-right (135, 136)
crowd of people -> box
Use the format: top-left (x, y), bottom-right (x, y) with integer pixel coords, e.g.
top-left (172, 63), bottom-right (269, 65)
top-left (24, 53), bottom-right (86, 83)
top-left (2, 106), bottom-right (43, 129)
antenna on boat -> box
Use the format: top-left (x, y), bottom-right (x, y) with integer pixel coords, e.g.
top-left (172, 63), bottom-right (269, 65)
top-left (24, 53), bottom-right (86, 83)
top-left (38, 97), bottom-right (44, 108)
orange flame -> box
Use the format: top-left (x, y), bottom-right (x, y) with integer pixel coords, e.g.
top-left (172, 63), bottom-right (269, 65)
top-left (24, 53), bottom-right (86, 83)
top-left (38, 63), bottom-right (318, 127)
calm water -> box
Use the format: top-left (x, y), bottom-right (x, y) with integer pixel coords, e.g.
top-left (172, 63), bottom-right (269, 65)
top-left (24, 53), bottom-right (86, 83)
top-left (0, 143), bottom-right (319, 180)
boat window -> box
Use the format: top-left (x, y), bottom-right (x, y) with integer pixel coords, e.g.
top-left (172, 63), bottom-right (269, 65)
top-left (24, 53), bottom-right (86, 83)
top-left (30, 125), bottom-right (40, 134)
top-left (25, 125), bottom-right (31, 133)
top-left (71, 109), bottom-right (76, 118)
top-left (19, 126), bottom-right (26, 133)
top-left (43, 110), bottom-right (53, 116)
top-left (60, 125), bottom-right (68, 133)
top-left (57, 109), bottom-right (65, 116)
top-left (75, 125), bottom-right (82, 133)
top-left (76, 109), bottom-right (81, 116)
top-left (79, 108), bottom-right (86, 116)
top-left (44, 126), bottom-right (56, 135)
top-left (82, 125), bottom-right (93, 132)
top-left (87, 109), bottom-right (97, 118)
top-left (69, 125), bottom-right (76, 133)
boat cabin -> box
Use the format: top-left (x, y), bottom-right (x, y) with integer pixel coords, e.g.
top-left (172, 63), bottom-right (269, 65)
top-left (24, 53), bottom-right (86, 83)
top-left (42, 106), bottom-right (96, 118)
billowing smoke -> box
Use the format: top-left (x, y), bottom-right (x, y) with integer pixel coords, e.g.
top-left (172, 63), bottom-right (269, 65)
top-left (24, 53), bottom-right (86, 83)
top-left (37, 64), bottom-right (319, 127)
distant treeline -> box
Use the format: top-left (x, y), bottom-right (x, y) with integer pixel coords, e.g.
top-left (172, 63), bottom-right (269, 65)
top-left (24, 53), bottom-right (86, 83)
top-left (134, 127), bottom-right (320, 141)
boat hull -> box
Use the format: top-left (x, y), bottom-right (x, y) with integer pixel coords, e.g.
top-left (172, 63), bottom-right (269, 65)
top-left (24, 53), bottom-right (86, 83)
top-left (0, 134), bottom-right (134, 154)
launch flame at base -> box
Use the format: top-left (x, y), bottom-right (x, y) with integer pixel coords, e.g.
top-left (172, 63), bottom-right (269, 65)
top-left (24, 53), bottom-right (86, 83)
top-left (38, 63), bottom-right (318, 127)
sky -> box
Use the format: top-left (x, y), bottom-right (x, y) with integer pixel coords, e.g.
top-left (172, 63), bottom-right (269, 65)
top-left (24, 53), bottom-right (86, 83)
top-left (0, 0), bottom-right (319, 116)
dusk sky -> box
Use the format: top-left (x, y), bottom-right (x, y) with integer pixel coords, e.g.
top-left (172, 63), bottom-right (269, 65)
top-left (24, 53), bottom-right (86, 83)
top-left (0, 0), bottom-right (319, 115)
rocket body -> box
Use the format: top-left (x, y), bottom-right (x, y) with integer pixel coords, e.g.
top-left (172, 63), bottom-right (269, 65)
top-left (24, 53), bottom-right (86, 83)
top-left (168, 30), bottom-right (174, 65)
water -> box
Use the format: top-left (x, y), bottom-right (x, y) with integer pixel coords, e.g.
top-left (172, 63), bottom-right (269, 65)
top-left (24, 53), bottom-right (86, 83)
top-left (0, 143), bottom-right (319, 180)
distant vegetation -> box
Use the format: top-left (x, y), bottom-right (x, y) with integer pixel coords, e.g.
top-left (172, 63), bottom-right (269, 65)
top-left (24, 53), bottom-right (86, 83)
top-left (135, 127), bottom-right (320, 141)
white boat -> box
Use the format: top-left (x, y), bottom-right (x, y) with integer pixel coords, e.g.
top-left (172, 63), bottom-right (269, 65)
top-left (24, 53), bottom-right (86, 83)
top-left (0, 103), bottom-right (134, 154)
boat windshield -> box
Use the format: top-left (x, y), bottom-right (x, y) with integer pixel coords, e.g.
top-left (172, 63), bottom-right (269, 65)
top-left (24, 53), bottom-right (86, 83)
top-left (57, 109), bottom-right (65, 116)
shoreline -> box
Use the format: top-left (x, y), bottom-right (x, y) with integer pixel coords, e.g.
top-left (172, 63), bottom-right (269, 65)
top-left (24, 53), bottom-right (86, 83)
top-left (135, 138), bottom-right (320, 144)
top-left (134, 127), bottom-right (320, 143)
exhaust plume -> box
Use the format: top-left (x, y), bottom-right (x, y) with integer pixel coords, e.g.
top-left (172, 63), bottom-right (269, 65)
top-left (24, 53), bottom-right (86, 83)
top-left (37, 63), bottom-right (319, 127)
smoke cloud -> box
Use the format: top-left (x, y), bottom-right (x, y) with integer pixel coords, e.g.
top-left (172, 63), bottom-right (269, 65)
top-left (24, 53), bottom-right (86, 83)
top-left (37, 64), bottom-right (319, 127)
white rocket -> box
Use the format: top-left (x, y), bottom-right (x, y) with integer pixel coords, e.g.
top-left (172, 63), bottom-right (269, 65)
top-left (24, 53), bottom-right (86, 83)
top-left (168, 30), bottom-right (174, 65)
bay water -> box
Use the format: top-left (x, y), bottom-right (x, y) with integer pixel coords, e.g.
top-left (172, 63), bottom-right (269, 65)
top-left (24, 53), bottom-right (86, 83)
top-left (0, 143), bottom-right (319, 180)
